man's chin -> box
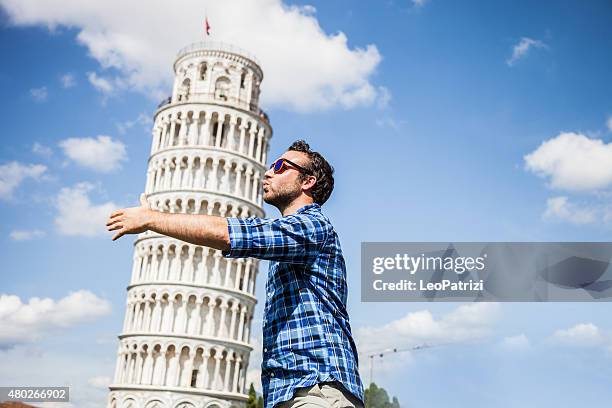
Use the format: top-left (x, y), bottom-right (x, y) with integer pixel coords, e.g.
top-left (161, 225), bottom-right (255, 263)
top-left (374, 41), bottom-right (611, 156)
top-left (263, 193), bottom-right (285, 208)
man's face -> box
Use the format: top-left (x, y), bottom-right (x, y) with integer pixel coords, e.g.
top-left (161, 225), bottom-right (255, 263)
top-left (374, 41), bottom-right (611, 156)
top-left (263, 150), bottom-right (311, 208)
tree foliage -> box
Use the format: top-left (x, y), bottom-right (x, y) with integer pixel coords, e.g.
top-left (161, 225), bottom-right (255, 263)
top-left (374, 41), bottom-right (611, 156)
top-left (364, 382), bottom-right (401, 408)
top-left (246, 382), bottom-right (264, 408)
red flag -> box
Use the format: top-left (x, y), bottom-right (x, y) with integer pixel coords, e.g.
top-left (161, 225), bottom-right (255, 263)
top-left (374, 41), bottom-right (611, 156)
top-left (205, 17), bottom-right (211, 36)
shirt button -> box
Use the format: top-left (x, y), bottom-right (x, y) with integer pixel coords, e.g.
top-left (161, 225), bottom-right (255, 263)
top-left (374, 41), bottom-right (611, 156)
top-left (264, 348), bottom-right (267, 352)
top-left (271, 373), bottom-right (275, 377)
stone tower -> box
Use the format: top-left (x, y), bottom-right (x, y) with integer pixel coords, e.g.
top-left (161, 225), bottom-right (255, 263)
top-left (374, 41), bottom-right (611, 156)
top-left (108, 40), bottom-right (272, 408)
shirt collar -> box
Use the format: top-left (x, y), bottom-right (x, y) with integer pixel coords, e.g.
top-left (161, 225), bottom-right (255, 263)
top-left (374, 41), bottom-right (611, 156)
top-left (296, 203), bottom-right (320, 214)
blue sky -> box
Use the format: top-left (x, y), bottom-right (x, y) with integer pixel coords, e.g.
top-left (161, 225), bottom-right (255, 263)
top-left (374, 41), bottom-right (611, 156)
top-left (1, 1), bottom-right (612, 407)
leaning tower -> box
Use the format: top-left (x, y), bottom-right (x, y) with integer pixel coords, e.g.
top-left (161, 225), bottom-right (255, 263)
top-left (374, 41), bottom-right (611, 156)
top-left (108, 41), bottom-right (271, 408)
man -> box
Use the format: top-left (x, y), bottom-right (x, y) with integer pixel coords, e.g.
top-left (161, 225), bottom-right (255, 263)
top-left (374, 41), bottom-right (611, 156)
top-left (106, 140), bottom-right (365, 408)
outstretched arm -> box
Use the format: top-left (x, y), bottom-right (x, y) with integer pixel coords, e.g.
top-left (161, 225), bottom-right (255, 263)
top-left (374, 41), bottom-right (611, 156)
top-left (106, 193), bottom-right (230, 251)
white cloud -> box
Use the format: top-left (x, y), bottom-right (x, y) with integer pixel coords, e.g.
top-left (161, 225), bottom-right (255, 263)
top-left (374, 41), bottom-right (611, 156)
top-left (499, 334), bottom-right (530, 351)
top-left (60, 72), bottom-right (76, 88)
top-left (355, 303), bottom-right (499, 377)
top-left (524, 132), bottom-right (612, 192)
top-left (88, 375), bottom-right (111, 389)
top-left (10, 229), bottom-right (46, 241)
top-left (375, 116), bottom-right (405, 130)
top-left (411, 0), bottom-right (428, 7)
top-left (607, 116), bottom-right (612, 133)
top-left (550, 323), bottom-right (607, 348)
top-left (116, 112), bottom-right (152, 135)
top-left (0, 161), bottom-right (47, 200)
top-left (87, 72), bottom-right (125, 96)
top-left (54, 182), bottom-right (118, 237)
top-left (30, 86), bottom-right (48, 101)
top-left (299, 5), bottom-right (316, 15)
top-left (0, 0), bottom-right (384, 112)
top-left (32, 142), bottom-right (53, 157)
top-left (506, 37), bottom-right (547, 66)
top-left (0, 290), bottom-right (111, 348)
top-left (376, 86), bottom-right (391, 109)
top-left (59, 135), bottom-right (127, 172)
top-left (543, 196), bottom-right (598, 225)
top-left (356, 303), bottom-right (500, 351)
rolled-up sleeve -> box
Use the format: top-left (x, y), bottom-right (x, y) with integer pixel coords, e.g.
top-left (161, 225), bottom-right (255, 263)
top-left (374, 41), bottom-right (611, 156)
top-left (222, 213), bottom-right (329, 264)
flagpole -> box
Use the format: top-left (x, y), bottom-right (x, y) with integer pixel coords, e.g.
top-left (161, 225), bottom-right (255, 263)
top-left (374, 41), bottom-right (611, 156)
top-left (204, 4), bottom-right (211, 39)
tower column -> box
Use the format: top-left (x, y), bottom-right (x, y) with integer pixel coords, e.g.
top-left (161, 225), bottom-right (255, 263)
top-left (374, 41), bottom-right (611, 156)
top-left (207, 158), bottom-right (220, 190)
top-left (114, 351), bottom-right (124, 383)
top-left (234, 259), bottom-right (244, 290)
top-left (218, 301), bottom-right (228, 338)
top-left (142, 298), bottom-right (152, 332)
top-left (244, 168), bottom-right (253, 200)
top-left (228, 304), bottom-right (239, 340)
top-left (237, 307), bottom-right (247, 342)
top-left (180, 349), bottom-right (195, 387)
top-left (195, 299), bottom-right (205, 335)
top-left (233, 164), bottom-right (244, 196)
top-left (169, 118), bottom-right (177, 147)
top-left (179, 116), bottom-right (189, 145)
top-left (205, 300), bottom-right (216, 335)
top-left (247, 126), bottom-right (257, 157)
top-left (167, 348), bottom-right (180, 387)
top-left (215, 116), bottom-right (224, 148)
top-left (212, 351), bottom-right (223, 390)
top-left (133, 348), bottom-right (144, 383)
top-left (255, 128), bottom-right (264, 162)
top-left (232, 356), bottom-right (242, 392)
top-left (150, 297), bottom-right (162, 332)
top-left (245, 259), bottom-right (253, 293)
top-left (222, 161), bottom-right (232, 193)
top-left (238, 123), bottom-right (247, 155)
top-left (202, 112), bottom-right (211, 146)
top-left (223, 353), bottom-right (233, 391)
top-left (141, 348), bottom-right (153, 385)
top-left (197, 349), bottom-right (211, 388)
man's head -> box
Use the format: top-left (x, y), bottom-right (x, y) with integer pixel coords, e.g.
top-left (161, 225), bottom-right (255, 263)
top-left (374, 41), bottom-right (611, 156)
top-left (263, 140), bottom-right (334, 209)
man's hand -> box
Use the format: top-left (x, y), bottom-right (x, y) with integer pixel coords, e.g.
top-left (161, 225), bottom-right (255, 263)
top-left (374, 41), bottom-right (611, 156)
top-left (106, 193), bottom-right (230, 249)
top-left (106, 193), bottom-right (154, 241)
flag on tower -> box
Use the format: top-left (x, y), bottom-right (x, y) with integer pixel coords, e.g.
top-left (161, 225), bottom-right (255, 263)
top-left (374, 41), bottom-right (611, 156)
top-left (205, 16), bottom-right (211, 36)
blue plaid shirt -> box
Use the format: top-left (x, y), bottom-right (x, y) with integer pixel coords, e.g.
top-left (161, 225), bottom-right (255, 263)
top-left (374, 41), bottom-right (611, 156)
top-left (223, 203), bottom-right (364, 408)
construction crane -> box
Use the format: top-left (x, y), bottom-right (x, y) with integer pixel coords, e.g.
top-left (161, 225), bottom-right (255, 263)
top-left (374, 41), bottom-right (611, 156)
top-left (362, 342), bottom-right (456, 386)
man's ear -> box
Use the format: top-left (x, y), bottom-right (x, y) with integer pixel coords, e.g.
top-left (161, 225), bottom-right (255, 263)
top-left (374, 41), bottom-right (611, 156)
top-left (301, 175), bottom-right (317, 193)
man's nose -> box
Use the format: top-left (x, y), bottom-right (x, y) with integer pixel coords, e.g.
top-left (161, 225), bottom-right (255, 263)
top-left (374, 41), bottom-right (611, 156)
top-left (264, 168), bottom-right (274, 178)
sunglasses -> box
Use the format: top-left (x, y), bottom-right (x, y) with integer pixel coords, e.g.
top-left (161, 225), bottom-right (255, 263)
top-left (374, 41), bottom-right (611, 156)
top-left (269, 158), bottom-right (313, 175)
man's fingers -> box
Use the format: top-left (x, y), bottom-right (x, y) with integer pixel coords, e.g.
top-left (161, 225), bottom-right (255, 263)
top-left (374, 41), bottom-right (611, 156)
top-left (110, 210), bottom-right (124, 218)
top-left (112, 228), bottom-right (125, 241)
top-left (106, 217), bottom-right (123, 227)
top-left (107, 223), bottom-right (122, 231)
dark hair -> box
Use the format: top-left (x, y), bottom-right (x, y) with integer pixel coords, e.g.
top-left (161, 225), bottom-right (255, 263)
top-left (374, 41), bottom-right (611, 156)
top-left (288, 140), bottom-right (334, 205)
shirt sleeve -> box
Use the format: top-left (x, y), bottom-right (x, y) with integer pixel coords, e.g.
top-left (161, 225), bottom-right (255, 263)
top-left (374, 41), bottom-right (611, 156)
top-left (222, 213), bottom-right (330, 264)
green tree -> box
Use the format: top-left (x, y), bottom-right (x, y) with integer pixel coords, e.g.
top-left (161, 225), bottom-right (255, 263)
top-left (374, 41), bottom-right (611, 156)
top-left (246, 382), bottom-right (264, 408)
top-left (246, 383), bottom-right (258, 408)
top-left (364, 382), bottom-right (401, 408)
